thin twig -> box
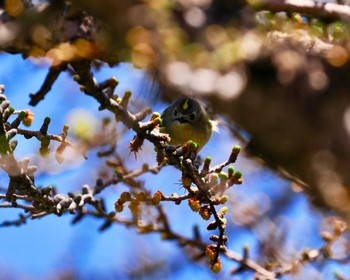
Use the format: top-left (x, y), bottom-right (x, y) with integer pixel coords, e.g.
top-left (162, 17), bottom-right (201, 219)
top-left (29, 64), bottom-right (67, 106)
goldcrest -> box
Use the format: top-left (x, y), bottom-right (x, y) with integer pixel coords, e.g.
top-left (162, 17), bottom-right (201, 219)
top-left (160, 98), bottom-right (216, 151)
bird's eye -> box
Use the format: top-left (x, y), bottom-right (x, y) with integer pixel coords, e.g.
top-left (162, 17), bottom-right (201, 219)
top-left (173, 109), bottom-right (178, 116)
top-left (190, 113), bottom-right (196, 120)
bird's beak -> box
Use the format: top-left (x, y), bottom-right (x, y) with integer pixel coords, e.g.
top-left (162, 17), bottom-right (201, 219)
top-left (175, 117), bottom-right (190, 124)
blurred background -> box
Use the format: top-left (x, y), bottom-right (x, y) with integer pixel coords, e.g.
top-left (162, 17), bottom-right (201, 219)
top-left (0, 53), bottom-right (348, 279)
top-left (2, 0), bottom-right (350, 279)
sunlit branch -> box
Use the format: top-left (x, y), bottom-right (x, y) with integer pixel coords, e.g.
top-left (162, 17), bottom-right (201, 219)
top-left (256, 0), bottom-right (350, 22)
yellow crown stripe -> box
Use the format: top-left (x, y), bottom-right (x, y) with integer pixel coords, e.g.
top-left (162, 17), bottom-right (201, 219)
top-left (182, 99), bottom-right (189, 110)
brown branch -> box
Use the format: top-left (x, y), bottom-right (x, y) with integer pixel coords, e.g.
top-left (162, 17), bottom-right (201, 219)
top-left (0, 213), bottom-right (29, 227)
top-left (210, 146), bottom-right (241, 174)
top-left (0, 202), bottom-right (35, 212)
top-left (161, 193), bottom-right (191, 204)
top-left (93, 163), bottom-right (162, 195)
top-left (29, 64), bottom-right (67, 106)
top-left (154, 203), bottom-right (276, 279)
top-left (225, 249), bottom-right (276, 279)
top-left (15, 126), bottom-right (87, 159)
top-left (255, 0), bottom-right (350, 22)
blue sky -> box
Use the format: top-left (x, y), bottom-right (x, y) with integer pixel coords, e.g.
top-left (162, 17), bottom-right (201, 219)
top-left (0, 53), bottom-right (349, 279)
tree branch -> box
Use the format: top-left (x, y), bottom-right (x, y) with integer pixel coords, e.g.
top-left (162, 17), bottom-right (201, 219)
top-left (256, 0), bottom-right (350, 22)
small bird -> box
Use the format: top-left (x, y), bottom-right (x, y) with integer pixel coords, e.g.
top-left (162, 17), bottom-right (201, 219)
top-left (160, 98), bottom-right (216, 151)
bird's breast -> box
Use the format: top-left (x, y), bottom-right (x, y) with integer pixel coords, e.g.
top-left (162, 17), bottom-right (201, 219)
top-left (163, 122), bottom-right (211, 149)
